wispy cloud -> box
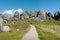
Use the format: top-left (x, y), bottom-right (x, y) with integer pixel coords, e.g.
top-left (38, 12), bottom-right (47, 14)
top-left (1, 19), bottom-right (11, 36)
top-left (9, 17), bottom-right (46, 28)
top-left (2, 8), bottom-right (23, 16)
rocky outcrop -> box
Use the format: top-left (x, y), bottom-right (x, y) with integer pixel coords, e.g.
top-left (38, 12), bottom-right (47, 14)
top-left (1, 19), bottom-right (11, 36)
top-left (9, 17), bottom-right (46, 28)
top-left (2, 13), bottom-right (9, 21)
top-left (0, 17), bottom-right (11, 32)
top-left (1, 26), bottom-right (11, 32)
top-left (20, 12), bottom-right (29, 20)
top-left (54, 11), bottom-right (60, 21)
top-left (13, 11), bottom-right (20, 20)
top-left (46, 12), bottom-right (53, 20)
top-left (1, 10), bottom-right (60, 21)
top-left (0, 17), bottom-right (3, 28)
top-left (35, 10), bottom-right (46, 21)
top-left (30, 11), bottom-right (37, 18)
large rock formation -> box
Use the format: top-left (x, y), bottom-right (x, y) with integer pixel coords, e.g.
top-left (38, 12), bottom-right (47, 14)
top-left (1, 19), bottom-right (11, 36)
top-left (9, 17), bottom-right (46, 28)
top-left (2, 13), bottom-right (8, 21)
top-left (54, 11), bottom-right (60, 21)
top-left (46, 12), bottom-right (53, 20)
top-left (2, 13), bottom-right (12, 22)
top-left (13, 11), bottom-right (20, 20)
top-left (30, 11), bottom-right (37, 18)
top-left (35, 10), bottom-right (46, 21)
top-left (0, 17), bottom-right (10, 32)
top-left (0, 14), bottom-right (2, 17)
top-left (1, 26), bottom-right (11, 32)
top-left (20, 11), bottom-right (29, 20)
top-left (0, 17), bottom-right (3, 28)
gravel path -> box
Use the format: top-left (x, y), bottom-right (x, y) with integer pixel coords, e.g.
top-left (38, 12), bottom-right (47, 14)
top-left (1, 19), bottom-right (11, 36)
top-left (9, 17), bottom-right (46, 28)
top-left (22, 25), bottom-right (39, 40)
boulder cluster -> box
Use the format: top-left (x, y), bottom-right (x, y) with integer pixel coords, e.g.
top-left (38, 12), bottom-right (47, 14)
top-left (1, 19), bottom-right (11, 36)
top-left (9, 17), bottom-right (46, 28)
top-left (0, 17), bottom-right (10, 32)
top-left (54, 11), bottom-right (60, 21)
top-left (0, 10), bottom-right (60, 22)
top-left (0, 10), bottom-right (60, 32)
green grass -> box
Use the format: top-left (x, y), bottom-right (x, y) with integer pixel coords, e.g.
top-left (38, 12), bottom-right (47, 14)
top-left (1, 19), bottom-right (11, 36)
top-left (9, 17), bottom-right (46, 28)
top-left (0, 20), bottom-right (30, 40)
top-left (27, 19), bottom-right (60, 40)
top-left (0, 30), bottom-right (28, 40)
top-left (36, 26), bottom-right (60, 40)
top-left (1, 19), bottom-right (60, 40)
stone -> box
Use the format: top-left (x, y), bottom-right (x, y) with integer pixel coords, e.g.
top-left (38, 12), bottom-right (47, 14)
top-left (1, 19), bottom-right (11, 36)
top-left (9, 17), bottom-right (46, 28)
top-left (30, 11), bottom-right (37, 18)
top-left (16, 29), bottom-right (19, 31)
top-left (23, 13), bottom-right (29, 19)
top-left (1, 26), bottom-right (11, 32)
top-left (35, 17), bottom-right (42, 21)
top-left (0, 14), bottom-right (2, 17)
top-left (46, 12), bottom-right (53, 20)
top-left (20, 12), bottom-right (29, 19)
top-left (38, 10), bottom-right (46, 20)
top-left (3, 20), bottom-right (7, 23)
top-left (0, 17), bottom-right (3, 28)
top-left (14, 11), bottom-right (20, 20)
top-left (2, 13), bottom-right (12, 21)
top-left (54, 11), bottom-right (60, 21)
top-left (35, 10), bottom-right (46, 21)
top-left (2, 13), bottom-right (8, 20)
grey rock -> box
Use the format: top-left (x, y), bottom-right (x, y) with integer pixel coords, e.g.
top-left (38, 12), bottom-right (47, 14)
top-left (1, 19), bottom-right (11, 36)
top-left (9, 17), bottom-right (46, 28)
top-left (0, 17), bottom-right (3, 27)
top-left (1, 26), bottom-right (11, 32)
top-left (39, 10), bottom-right (46, 20)
top-left (2, 13), bottom-right (12, 22)
top-left (30, 11), bottom-right (37, 18)
top-left (16, 29), bottom-right (19, 32)
top-left (46, 12), bottom-right (53, 20)
top-left (35, 10), bottom-right (46, 21)
top-left (3, 20), bottom-right (7, 23)
top-left (14, 11), bottom-right (20, 20)
top-left (54, 11), bottom-right (60, 21)
top-left (20, 12), bottom-right (29, 19)
top-left (2, 13), bottom-right (8, 20)
top-left (0, 14), bottom-right (2, 17)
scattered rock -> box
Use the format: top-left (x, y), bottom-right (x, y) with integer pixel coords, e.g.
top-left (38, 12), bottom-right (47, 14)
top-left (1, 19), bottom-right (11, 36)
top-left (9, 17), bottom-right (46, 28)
top-left (1, 26), bottom-right (11, 32)
top-left (16, 29), bottom-right (19, 31)
top-left (3, 20), bottom-right (7, 23)
top-left (54, 11), bottom-right (60, 21)
top-left (0, 17), bottom-right (3, 28)
top-left (14, 11), bottom-right (20, 20)
top-left (38, 10), bottom-right (46, 20)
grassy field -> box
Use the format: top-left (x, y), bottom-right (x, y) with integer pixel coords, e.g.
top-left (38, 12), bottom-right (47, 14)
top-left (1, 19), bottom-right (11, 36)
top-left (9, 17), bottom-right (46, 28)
top-left (27, 19), bottom-right (60, 40)
top-left (35, 26), bottom-right (60, 40)
top-left (0, 20), bottom-right (30, 40)
top-left (0, 19), bottom-right (60, 40)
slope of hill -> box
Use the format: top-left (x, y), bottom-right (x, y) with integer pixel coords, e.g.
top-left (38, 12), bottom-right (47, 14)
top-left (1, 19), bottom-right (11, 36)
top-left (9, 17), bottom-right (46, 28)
top-left (0, 20), bottom-right (30, 40)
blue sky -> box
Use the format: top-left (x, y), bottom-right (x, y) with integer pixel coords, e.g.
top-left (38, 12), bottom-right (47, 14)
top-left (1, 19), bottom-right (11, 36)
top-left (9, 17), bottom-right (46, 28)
top-left (0, 0), bottom-right (60, 15)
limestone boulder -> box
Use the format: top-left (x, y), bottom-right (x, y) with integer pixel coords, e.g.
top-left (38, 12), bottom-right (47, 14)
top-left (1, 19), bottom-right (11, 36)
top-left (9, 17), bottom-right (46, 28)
top-left (54, 11), bottom-right (60, 21)
top-left (14, 11), bottom-right (20, 20)
top-left (1, 26), bottom-right (11, 32)
top-left (0, 17), bottom-right (3, 27)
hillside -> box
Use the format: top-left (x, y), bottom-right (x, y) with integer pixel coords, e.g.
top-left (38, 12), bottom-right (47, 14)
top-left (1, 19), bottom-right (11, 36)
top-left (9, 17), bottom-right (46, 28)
top-left (0, 20), bottom-right (30, 40)
top-left (28, 19), bottom-right (60, 40)
top-left (0, 19), bottom-right (60, 40)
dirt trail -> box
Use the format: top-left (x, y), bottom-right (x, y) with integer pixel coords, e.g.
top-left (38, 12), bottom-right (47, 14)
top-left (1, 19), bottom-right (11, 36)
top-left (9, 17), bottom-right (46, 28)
top-left (22, 25), bottom-right (39, 40)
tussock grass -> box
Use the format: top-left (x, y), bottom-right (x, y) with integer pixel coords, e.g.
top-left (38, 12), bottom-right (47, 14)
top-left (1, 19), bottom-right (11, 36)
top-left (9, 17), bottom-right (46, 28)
top-left (28, 19), bottom-right (60, 40)
top-left (36, 26), bottom-right (60, 40)
top-left (0, 20), bottom-right (30, 40)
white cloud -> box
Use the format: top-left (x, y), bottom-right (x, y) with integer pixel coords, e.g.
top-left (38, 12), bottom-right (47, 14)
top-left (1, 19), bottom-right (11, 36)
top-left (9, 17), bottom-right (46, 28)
top-left (2, 8), bottom-right (23, 16)
top-left (2, 9), bottom-right (14, 14)
top-left (15, 8), bottom-right (23, 13)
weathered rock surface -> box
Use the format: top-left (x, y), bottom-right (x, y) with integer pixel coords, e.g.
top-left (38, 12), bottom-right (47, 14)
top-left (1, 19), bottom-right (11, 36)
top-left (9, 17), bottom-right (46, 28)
top-left (14, 11), bottom-right (20, 20)
top-left (20, 12), bottom-right (29, 19)
top-left (1, 26), bottom-right (11, 32)
top-left (54, 11), bottom-right (60, 21)
top-left (0, 17), bottom-right (3, 27)
top-left (46, 12), bottom-right (53, 20)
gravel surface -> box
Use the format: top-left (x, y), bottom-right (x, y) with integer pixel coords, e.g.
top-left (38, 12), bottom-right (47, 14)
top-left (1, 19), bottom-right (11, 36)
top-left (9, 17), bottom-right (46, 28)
top-left (22, 25), bottom-right (39, 40)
